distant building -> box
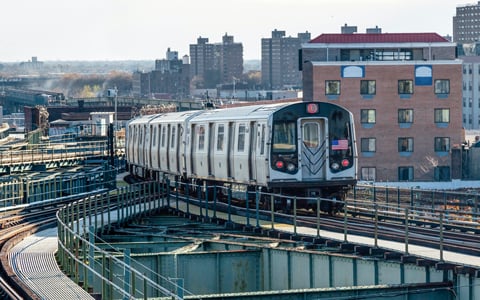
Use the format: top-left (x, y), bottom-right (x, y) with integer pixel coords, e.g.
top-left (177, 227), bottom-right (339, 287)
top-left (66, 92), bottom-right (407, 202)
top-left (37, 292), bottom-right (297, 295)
top-left (132, 71), bottom-right (151, 98)
top-left (132, 48), bottom-right (190, 99)
top-left (189, 34), bottom-right (243, 88)
top-left (453, 2), bottom-right (480, 44)
top-left (302, 32), bottom-right (463, 182)
top-left (19, 56), bottom-right (43, 71)
top-left (459, 56), bottom-right (480, 130)
top-left (261, 29), bottom-right (310, 89)
top-left (218, 34), bottom-right (243, 84)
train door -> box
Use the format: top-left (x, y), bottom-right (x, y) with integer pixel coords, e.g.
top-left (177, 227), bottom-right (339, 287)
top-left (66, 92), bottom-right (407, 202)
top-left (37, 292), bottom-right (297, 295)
top-left (159, 125), bottom-right (168, 172)
top-left (208, 122), bottom-right (214, 176)
top-left (191, 124), bottom-right (207, 177)
top-left (255, 122), bottom-right (268, 185)
top-left (214, 123), bottom-right (228, 179)
top-left (227, 122), bottom-right (235, 179)
top-left (166, 124), bottom-right (171, 171)
top-left (150, 125), bottom-right (159, 169)
top-left (129, 125), bottom-right (136, 167)
top-left (145, 124), bottom-right (151, 169)
top-left (233, 122), bottom-right (249, 182)
top-left (156, 124), bottom-right (161, 169)
top-left (138, 125), bottom-right (145, 167)
top-left (168, 124), bottom-right (179, 174)
top-left (300, 118), bottom-right (327, 180)
top-left (248, 122), bottom-right (257, 182)
top-left (178, 124), bottom-right (185, 174)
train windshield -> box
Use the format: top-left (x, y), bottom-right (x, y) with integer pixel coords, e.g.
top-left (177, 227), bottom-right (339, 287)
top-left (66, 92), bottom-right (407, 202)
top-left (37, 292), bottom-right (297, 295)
top-left (272, 121), bottom-right (296, 153)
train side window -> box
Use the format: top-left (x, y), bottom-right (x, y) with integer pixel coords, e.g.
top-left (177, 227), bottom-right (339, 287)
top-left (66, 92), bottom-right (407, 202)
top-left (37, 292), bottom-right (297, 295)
top-left (217, 124), bottom-right (225, 151)
top-left (161, 126), bottom-right (166, 148)
top-left (198, 125), bottom-right (205, 150)
top-left (171, 126), bottom-right (176, 149)
top-left (303, 122), bottom-right (319, 148)
top-left (238, 124), bottom-right (246, 152)
top-left (139, 127), bottom-right (143, 145)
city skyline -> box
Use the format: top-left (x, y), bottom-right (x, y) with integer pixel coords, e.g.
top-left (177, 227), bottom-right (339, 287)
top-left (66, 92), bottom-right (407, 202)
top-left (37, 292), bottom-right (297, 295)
top-left (0, 0), bottom-right (471, 62)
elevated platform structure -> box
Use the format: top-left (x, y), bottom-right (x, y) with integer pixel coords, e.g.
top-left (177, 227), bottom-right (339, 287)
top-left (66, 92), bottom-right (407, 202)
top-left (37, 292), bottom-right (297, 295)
top-left (11, 182), bottom-right (478, 299)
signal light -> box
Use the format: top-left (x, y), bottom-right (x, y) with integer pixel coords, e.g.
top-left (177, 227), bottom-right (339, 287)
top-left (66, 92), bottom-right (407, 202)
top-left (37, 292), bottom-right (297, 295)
top-left (275, 160), bottom-right (284, 169)
top-left (287, 163), bottom-right (296, 172)
top-left (331, 162), bottom-right (340, 170)
top-left (341, 159), bottom-right (350, 167)
top-left (307, 103), bottom-right (318, 114)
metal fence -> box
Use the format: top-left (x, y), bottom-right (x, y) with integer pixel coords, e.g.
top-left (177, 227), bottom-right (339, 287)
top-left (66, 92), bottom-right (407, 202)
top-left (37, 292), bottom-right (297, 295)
top-left (55, 179), bottom-right (480, 299)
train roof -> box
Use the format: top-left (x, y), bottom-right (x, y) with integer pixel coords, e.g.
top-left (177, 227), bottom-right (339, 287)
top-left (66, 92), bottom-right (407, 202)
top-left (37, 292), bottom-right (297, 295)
top-left (148, 110), bottom-right (203, 124)
top-left (128, 110), bottom-right (202, 125)
top-left (127, 114), bottom-right (158, 125)
top-left (190, 101), bottom-right (301, 122)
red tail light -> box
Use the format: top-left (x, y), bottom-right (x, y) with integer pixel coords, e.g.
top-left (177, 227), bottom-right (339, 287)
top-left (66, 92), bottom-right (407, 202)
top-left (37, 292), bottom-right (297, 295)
top-left (275, 161), bottom-right (284, 169)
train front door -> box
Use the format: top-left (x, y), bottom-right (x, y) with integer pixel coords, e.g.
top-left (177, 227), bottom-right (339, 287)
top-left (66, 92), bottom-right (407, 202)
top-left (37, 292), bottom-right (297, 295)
top-left (300, 118), bottom-right (327, 180)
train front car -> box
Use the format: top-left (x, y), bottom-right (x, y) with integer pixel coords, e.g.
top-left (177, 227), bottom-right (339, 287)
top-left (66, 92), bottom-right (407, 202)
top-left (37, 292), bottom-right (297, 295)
top-left (268, 102), bottom-right (357, 213)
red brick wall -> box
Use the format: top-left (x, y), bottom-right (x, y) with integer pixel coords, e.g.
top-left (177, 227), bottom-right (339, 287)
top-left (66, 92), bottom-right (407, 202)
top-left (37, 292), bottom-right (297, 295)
top-left (305, 62), bottom-right (463, 181)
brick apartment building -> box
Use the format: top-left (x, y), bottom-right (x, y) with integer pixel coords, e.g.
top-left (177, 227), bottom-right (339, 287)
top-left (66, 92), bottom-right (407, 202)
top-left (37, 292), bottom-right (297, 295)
top-left (301, 32), bottom-right (464, 182)
top-left (190, 34), bottom-right (243, 88)
top-left (261, 29), bottom-right (311, 89)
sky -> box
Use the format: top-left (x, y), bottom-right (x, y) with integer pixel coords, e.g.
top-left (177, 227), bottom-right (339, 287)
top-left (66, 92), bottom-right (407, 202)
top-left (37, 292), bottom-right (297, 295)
top-left (0, 0), bottom-right (473, 62)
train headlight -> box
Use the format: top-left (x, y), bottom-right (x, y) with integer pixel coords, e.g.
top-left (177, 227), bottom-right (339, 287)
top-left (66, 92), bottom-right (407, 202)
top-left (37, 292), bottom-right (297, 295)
top-left (275, 160), bottom-right (284, 169)
top-left (331, 162), bottom-right (340, 170)
top-left (287, 163), bottom-right (296, 172)
top-left (341, 159), bottom-right (350, 167)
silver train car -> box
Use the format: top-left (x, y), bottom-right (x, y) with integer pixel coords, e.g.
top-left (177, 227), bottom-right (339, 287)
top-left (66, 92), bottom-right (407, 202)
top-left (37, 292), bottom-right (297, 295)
top-left (126, 101), bottom-right (357, 213)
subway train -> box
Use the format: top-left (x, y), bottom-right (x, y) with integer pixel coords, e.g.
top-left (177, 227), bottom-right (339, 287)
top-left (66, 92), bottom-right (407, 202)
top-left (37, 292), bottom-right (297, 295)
top-left (126, 101), bottom-right (357, 213)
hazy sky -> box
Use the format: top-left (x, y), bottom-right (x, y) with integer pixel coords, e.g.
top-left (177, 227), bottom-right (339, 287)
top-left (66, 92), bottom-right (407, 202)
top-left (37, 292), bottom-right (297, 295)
top-left (0, 0), bottom-right (472, 62)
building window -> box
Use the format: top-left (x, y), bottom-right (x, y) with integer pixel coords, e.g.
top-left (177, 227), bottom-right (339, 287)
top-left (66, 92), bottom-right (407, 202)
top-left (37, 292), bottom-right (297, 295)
top-left (398, 137), bottom-right (414, 152)
top-left (434, 137), bottom-right (450, 152)
top-left (361, 138), bottom-right (376, 152)
top-left (325, 80), bottom-right (340, 95)
top-left (398, 80), bottom-right (413, 94)
top-left (434, 79), bottom-right (450, 94)
top-left (434, 166), bottom-right (450, 181)
top-left (398, 109), bottom-right (414, 123)
top-left (360, 80), bottom-right (376, 95)
top-left (360, 109), bottom-right (376, 124)
top-left (398, 166), bottom-right (414, 181)
top-left (434, 109), bottom-right (450, 123)
top-left (361, 167), bottom-right (376, 181)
